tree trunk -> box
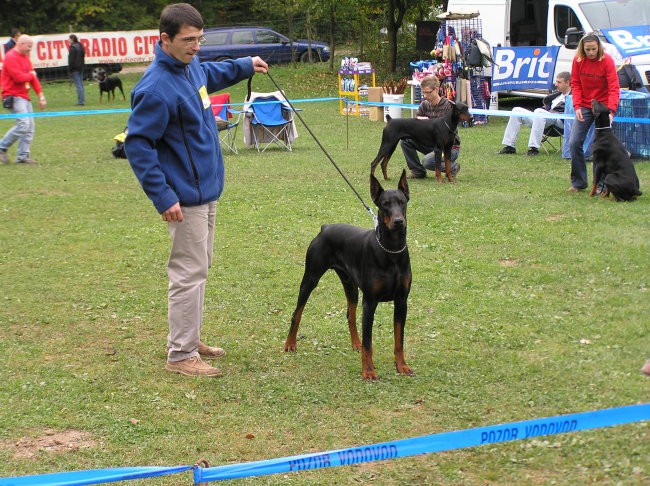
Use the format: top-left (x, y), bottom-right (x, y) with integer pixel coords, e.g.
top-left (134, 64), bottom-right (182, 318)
top-left (386, 0), bottom-right (407, 73)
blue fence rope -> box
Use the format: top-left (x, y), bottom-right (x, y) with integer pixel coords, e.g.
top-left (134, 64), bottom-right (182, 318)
top-left (1, 97), bottom-right (649, 125)
top-left (2, 403), bottom-right (648, 485)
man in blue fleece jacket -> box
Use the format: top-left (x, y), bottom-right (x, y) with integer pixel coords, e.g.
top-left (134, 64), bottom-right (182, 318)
top-left (125, 3), bottom-right (268, 377)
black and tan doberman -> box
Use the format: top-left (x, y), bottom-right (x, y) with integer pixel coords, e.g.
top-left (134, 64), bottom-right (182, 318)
top-left (284, 170), bottom-right (412, 380)
top-left (590, 99), bottom-right (641, 201)
top-left (370, 101), bottom-right (472, 182)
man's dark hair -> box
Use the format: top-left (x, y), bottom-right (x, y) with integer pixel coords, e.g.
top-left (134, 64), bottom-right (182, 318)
top-left (69, 34), bottom-right (79, 43)
top-left (159, 3), bottom-right (204, 39)
top-left (11, 28), bottom-right (21, 38)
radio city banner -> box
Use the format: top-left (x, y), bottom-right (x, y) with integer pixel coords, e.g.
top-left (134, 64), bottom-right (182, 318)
top-left (0, 30), bottom-right (160, 69)
top-left (491, 46), bottom-right (560, 91)
top-left (602, 24), bottom-right (650, 57)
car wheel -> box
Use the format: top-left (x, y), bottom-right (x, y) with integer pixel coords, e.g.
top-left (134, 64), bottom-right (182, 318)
top-left (300, 51), bottom-right (318, 63)
top-left (90, 66), bottom-right (107, 82)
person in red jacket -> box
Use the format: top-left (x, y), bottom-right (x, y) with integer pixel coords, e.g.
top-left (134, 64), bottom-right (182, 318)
top-left (0, 35), bottom-right (47, 165)
top-left (567, 32), bottom-right (619, 192)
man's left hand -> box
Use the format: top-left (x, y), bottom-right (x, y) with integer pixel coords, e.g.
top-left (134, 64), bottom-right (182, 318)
top-left (251, 56), bottom-right (268, 74)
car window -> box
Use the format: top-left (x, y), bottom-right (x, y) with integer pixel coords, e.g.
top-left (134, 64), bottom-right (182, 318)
top-left (257, 30), bottom-right (282, 44)
top-left (232, 30), bottom-right (254, 44)
top-left (203, 32), bottom-right (228, 45)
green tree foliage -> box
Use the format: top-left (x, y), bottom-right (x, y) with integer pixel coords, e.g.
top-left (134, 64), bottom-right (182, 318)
top-left (0, 0), bottom-right (447, 74)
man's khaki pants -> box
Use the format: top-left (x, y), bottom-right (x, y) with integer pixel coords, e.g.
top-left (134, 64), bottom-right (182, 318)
top-left (166, 202), bottom-right (216, 362)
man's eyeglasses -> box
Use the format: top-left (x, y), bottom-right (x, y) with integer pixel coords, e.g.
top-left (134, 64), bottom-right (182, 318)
top-left (179, 35), bottom-right (206, 46)
top-left (421, 89), bottom-right (434, 95)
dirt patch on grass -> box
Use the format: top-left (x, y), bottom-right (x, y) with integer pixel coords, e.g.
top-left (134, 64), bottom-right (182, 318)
top-left (546, 214), bottom-right (566, 222)
top-left (499, 258), bottom-right (519, 267)
top-left (2, 429), bottom-right (97, 459)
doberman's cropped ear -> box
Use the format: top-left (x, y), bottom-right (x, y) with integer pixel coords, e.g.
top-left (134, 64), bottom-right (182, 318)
top-left (398, 169), bottom-right (410, 201)
top-left (370, 173), bottom-right (384, 206)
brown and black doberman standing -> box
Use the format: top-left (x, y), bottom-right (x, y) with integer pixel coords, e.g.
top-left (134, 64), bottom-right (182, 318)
top-left (370, 101), bottom-right (472, 182)
top-left (284, 170), bottom-right (412, 380)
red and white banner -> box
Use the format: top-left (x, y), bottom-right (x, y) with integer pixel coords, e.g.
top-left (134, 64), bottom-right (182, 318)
top-left (1, 30), bottom-right (160, 69)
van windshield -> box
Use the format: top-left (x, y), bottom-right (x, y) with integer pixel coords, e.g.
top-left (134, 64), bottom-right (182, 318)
top-left (581, 0), bottom-right (650, 29)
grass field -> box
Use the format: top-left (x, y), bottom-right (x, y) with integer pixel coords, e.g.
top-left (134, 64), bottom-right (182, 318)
top-left (0, 63), bottom-right (648, 485)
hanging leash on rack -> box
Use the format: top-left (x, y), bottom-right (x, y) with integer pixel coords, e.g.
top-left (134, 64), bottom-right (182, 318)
top-left (260, 71), bottom-right (378, 224)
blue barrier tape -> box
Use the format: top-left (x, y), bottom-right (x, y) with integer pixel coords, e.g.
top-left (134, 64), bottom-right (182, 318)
top-left (1, 404), bottom-right (647, 485)
top-left (0, 466), bottom-right (193, 486)
top-left (0, 98), bottom-right (340, 120)
top-left (2, 98), bottom-right (648, 125)
top-left (0, 109), bottom-right (131, 120)
top-left (350, 99), bottom-right (650, 124)
top-left (194, 403), bottom-right (650, 483)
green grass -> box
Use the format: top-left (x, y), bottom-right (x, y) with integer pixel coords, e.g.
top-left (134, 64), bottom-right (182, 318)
top-left (0, 63), bottom-right (648, 485)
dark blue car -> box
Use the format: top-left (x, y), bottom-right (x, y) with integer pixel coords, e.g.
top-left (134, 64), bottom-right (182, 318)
top-left (199, 27), bottom-right (330, 64)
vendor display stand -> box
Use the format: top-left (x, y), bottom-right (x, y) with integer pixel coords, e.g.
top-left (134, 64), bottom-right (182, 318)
top-left (409, 11), bottom-right (490, 124)
top-left (338, 65), bottom-right (376, 116)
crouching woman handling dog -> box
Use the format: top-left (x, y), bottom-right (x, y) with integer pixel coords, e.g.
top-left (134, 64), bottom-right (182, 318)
top-left (401, 75), bottom-right (462, 179)
top-left (285, 171), bottom-right (412, 381)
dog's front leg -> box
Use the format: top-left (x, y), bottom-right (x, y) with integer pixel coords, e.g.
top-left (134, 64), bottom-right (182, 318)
top-left (393, 297), bottom-right (413, 376)
top-left (434, 165), bottom-right (443, 183)
top-left (361, 299), bottom-right (379, 380)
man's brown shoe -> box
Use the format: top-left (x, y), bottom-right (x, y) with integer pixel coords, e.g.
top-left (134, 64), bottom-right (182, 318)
top-left (198, 341), bottom-right (226, 358)
top-left (165, 356), bottom-right (223, 377)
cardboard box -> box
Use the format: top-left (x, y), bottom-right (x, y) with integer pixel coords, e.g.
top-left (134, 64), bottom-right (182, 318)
top-left (369, 106), bottom-right (384, 122)
top-left (367, 87), bottom-right (383, 102)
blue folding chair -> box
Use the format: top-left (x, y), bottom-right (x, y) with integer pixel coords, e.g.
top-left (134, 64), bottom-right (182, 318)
top-left (243, 91), bottom-right (297, 152)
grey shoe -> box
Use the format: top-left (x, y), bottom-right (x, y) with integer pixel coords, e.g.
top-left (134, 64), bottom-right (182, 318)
top-left (17, 157), bottom-right (38, 165)
top-left (0, 150), bottom-right (8, 164)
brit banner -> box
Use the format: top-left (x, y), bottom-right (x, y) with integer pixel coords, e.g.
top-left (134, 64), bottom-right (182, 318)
top-left (491, 46), bottom-right (560, 92)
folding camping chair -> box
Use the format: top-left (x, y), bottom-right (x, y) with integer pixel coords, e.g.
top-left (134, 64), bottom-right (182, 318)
top-left (242, 91), bottom-right (298, 152)
top-left (210, 93), bottom-right (240, 154)
top-left (540, 124), bottom-right (564, 154)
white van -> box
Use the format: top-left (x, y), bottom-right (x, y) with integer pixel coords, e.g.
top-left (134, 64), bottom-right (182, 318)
top-left (446, 0), bottom-right (650, 96)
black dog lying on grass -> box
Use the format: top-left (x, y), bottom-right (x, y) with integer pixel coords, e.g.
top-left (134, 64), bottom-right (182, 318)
top-left (285, 170), bottom-right (412, 381)
top-left (98, 72), bottom-right (125, 104)
top-left (370, 101), bottom-right (472, 182)
top-left (590, 99), bottom-right (641, 201)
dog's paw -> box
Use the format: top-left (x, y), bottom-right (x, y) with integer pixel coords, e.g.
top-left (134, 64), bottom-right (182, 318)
top-left (362, 370), bottom-right (379, 381)
top-left (283, 340), bottom-right (297, 352)
top-left (396, 363), bottom-right (414, 376)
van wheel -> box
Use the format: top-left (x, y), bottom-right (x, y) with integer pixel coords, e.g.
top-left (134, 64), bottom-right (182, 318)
top-left (90, 66), bottom-right (107, 82)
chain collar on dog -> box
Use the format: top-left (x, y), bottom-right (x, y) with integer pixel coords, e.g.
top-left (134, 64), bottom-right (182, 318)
top-left (373, 215), bottom-right (407, 254)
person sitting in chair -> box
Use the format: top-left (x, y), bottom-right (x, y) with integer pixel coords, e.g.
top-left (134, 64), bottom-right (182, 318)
top-left (497, 71), bottom-right (571, 156)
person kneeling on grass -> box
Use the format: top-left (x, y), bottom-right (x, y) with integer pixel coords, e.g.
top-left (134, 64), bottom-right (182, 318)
top-left (497, 71), bottom-right (571, 156)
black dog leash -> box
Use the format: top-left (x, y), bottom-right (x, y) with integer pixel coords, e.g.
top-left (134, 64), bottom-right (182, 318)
top-left (262, 72), bottom-right (377, 222)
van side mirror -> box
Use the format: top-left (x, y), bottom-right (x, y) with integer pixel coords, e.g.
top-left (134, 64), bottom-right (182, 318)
top-left (564, 27), bottom-right (583, 49)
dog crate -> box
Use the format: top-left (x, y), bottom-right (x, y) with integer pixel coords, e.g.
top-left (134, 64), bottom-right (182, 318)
top-left (613, 95), bottom-right (650, 159)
